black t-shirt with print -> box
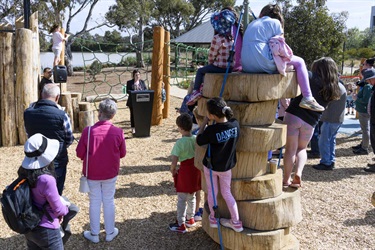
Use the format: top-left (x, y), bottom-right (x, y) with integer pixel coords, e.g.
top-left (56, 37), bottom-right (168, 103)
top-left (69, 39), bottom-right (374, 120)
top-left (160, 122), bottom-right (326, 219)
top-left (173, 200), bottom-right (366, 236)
top-left (196, 118), bottom-right (240, 172)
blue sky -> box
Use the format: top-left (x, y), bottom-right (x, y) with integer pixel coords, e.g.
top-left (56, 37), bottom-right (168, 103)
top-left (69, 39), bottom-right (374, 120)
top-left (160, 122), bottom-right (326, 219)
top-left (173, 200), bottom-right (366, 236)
top-left (235, 0), bottom-right (374, 31)
top-left (71, 0), bottom-right (375, 35)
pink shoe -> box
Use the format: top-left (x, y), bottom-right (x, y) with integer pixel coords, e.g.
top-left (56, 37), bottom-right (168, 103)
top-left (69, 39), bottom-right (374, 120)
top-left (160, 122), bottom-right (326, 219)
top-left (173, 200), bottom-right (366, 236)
top-left (220, 218), bottom-right (243, 232)
top-left (186, 90), bottom-right (202, 106)
top-left (209, 216), bottom-right (218, 228)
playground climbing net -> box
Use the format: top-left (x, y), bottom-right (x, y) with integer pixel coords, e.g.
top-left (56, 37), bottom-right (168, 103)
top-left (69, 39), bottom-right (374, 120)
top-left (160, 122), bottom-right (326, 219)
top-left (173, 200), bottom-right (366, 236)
top-left (74, 38), bottom-right (209, 103)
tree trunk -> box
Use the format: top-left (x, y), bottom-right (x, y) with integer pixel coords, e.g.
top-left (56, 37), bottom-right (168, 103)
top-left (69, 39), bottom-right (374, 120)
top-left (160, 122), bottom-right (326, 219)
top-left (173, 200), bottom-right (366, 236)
top-left (136, 17), bottom-right (145, 68)
top-left (65, 42), bottom-right (74, 76)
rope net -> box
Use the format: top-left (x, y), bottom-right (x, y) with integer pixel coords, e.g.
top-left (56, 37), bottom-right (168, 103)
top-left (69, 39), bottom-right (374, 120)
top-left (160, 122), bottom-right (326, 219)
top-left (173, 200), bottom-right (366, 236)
top-left (73, 38), bottom-right (209, 104)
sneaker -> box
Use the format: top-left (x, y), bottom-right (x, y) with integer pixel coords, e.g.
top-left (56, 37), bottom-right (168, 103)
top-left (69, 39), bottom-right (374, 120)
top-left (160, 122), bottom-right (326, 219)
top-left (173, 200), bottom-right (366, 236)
top-left (194, 211), bottom-right (202, 221)
top-left (169, 222), bottom-right (187, 233)
top-left (105, 227), bottom-right (119, 242)
top-left (353, 147), bottom-right (369, 155)
top-left (313, 163), bottom-right (334, 171)
top-left (364, 164), bottom-right (375, 173)
top-left (299, 97), bottom-right (325, 112)
top-left (186, 218), bottom-right (196, 228)
top-left (220, 218), bottom-right (243, 232)
top-left (351, 111), bottom-right (355, 115)
top-left (83, 231), bottom-right (99, 243)
top-left (345, 112), bottom-right (349, 116)
top-left (186, 90), bottom-right (202, 106)
top-left (352, 143), bottom-right (362, 150)
top-left (209, 216), bottom-right (218, 228)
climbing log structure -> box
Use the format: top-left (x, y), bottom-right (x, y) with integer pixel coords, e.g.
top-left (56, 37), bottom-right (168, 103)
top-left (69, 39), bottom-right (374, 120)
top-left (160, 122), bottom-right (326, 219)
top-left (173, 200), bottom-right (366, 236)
top-left (194, 72), bottom-right (302, 250)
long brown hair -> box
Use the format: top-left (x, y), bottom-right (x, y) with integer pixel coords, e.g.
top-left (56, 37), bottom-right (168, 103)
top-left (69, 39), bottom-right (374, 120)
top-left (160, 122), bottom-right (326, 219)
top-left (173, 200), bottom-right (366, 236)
top-left (259, 4), bottom-right (284, 27)
top-left (311, 57), bottom-right (341, 102)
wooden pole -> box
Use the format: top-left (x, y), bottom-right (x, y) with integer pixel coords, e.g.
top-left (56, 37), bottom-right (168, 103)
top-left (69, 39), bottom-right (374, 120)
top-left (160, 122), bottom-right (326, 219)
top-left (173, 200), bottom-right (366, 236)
top-left (162, 30), bottom-right (170, 119)
top-left (15, 28), bottom-right (34, 144)
top-left (30, 11), bottom-right (40, 103)
top-left (60, 93), bottom-right (74, 131)
top-left (0, 31), bottom-right (17, 146)
top-left (15, 17), bottom-right (24, 29)
top-left (59, 28), bottom-right (66, 66)
top-left (151, 26), bottom-right (164, 125)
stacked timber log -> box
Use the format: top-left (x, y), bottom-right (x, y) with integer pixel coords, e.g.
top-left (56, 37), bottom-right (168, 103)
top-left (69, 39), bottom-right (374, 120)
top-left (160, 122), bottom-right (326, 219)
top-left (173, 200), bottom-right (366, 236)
top-left (194, 72), bottom-right (302, 250)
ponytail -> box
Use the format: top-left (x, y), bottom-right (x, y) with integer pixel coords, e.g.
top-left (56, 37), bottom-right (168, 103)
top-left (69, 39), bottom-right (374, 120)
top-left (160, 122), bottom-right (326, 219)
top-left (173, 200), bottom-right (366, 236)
top-left (207, 97), bottom-right (233, 120)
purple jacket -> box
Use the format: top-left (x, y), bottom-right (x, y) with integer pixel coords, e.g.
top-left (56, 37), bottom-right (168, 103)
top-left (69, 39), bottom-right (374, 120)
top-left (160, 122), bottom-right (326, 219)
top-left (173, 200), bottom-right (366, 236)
top-left (31, 174), bottom-right (68, 229)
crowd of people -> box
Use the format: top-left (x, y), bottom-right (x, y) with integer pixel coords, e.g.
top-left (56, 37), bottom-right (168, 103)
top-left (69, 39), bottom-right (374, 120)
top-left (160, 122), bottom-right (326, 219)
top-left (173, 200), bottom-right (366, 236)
top-left (10, 3), bottom-right (374, 249)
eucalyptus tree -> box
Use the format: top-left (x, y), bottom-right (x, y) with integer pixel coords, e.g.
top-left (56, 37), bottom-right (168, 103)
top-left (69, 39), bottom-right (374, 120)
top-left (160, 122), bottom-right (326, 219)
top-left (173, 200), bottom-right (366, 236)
top-left (275, 0), bottom-right (348, 67)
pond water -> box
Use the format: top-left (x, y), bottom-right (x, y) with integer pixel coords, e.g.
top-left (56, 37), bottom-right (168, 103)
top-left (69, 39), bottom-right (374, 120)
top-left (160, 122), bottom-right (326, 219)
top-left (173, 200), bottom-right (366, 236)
top-left (40, 52), bottom-right (135, 71)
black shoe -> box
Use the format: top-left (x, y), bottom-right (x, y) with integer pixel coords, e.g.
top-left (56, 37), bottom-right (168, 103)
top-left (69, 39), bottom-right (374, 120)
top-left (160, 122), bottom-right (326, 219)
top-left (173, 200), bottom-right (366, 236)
top-left (367, 163), bottom-right (375, 167)
top-left (351, 143), bottom-right (362, 150)
top-left (345, 112), bottom-right (349, 115)
top-left (313, 163), bottom-right (334, 171)
top-left (364, 165), bottom-right (375, 173)
top-left (353, 147), bottom-right (369, 155)
top-left (307, 152), bottom-right (320, 159)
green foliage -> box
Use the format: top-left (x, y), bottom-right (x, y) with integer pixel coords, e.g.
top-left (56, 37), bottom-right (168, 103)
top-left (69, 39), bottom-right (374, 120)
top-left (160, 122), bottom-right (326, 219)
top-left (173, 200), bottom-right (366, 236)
top-left (282, 0), bottom-right (348, 68)
top-left (87, 60), bottom-right (102, 81)
top-left (120, 56), bottom-right (137, 66)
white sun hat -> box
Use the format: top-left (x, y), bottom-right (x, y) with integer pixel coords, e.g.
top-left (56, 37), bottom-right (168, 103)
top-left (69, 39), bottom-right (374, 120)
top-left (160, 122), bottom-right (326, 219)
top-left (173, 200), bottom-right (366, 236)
top-left (22, 133), bottom-right (60, 170)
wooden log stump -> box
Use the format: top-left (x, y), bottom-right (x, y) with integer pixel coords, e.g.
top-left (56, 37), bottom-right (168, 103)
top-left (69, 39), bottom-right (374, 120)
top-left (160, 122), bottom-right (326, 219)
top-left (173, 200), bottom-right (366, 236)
top-left (79, 102), bottom-right (93, 111)
top-left (0, 31), bottom-right (17, 146)
top-left (202, 211), bottom-right (296, 250)
top-left (194, 143), bottom-right (207, 171)
top-left (71, 97), bottom-right (80, 132)
top-left (217, 188), bottom-right (302, 231)
top-left (202, 169), bottom-right (283, 201)
top-left (79, 111), bottom-right (95, 132)
top-left (197, 97), bottom-right (278, 126)
top-left (202, 72), bottom-right (300, 102)
top-left (237, 123), bottom-right (287, 152)
top-left (234, 151), bottom-right (268, 178)
top-left (70, 92), bottom-right (82, 102)
top-left (60, 93), bottom-right (74, 130)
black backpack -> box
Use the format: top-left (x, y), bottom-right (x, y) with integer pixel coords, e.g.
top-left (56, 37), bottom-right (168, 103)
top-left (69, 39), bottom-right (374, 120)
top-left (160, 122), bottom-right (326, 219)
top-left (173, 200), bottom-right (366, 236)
top-left (1, 177), bottom-right (51, 234)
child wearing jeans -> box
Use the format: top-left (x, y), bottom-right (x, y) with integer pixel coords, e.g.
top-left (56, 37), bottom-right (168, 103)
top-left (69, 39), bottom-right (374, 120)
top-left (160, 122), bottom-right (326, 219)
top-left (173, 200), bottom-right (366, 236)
top-left (196, 97), bottom-right (243, 232)
top-left (169, 114), bottom-right (202, 233)
top-left (187, 10), bottom-right (235, 105)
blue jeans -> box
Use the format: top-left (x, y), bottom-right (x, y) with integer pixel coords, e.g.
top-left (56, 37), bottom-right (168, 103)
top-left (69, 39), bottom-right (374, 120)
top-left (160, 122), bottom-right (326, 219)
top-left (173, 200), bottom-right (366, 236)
top-left (25, 226), bottom-right (63, 250)
top-left (310, 122), bottom-right (322, 154)
top-left (318, 122), bottom-right (342, 165)
top-left (194, 64), bottom-right (230, 90)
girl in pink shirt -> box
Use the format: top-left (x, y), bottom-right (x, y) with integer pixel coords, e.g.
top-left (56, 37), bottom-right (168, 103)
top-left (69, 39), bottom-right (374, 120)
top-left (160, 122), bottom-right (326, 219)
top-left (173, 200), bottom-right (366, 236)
top-left (76, 99), bottom-right (126, 243)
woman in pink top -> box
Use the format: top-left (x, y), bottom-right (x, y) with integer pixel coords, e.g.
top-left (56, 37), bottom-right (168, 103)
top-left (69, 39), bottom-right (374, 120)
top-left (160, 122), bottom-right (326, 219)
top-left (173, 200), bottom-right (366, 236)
top-left (76, 98), bottom-right (126, 243)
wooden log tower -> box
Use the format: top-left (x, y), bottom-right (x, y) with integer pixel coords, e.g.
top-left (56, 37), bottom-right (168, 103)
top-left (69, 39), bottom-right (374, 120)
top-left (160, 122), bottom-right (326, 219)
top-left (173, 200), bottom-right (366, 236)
top-left (195, 72), bottom-right (302, 249)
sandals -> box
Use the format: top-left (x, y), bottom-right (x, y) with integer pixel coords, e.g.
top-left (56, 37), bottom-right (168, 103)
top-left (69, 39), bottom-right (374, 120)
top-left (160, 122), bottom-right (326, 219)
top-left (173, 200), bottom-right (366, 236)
top-left (289, 175), bottom-right (302, 188)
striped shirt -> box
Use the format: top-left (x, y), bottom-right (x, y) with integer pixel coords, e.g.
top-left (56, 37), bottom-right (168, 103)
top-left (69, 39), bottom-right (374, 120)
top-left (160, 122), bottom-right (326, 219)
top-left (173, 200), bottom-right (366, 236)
top-left (208, 34), bottom-right (234, 68)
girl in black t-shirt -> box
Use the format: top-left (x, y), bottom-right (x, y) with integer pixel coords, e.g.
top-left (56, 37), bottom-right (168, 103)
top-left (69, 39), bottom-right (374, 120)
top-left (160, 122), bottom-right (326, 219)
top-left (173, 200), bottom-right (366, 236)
top-left (196, 97), bottom-right (243, 233)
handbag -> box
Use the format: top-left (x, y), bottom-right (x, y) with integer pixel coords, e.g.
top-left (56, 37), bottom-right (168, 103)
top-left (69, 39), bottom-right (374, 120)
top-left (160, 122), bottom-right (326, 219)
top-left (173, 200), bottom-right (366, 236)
top-left (79, 126), bottom-right (91, 193)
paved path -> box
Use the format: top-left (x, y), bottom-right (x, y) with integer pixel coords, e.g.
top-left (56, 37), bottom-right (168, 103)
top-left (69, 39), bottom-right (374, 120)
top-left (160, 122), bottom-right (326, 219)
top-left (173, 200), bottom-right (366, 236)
top-left (339, 113), bottom-right (361, 136)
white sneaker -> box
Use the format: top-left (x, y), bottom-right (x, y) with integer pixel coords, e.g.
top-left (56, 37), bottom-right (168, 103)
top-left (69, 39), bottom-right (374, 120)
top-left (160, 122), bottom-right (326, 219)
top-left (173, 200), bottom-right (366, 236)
top-left (105, 227), bottom-right (119, 242)
top-left (83, 231), bottom-right (99, 243)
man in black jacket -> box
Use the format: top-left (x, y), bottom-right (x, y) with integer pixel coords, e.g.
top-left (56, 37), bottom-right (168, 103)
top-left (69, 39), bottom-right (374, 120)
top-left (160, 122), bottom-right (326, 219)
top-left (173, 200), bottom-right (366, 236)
top-left (24, 84), bottom-right (74, 194)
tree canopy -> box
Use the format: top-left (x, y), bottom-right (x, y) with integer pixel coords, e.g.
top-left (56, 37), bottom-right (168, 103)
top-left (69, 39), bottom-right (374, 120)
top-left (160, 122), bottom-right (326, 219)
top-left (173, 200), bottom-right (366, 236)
top-left (279, 0), bottom-right (348, 68)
